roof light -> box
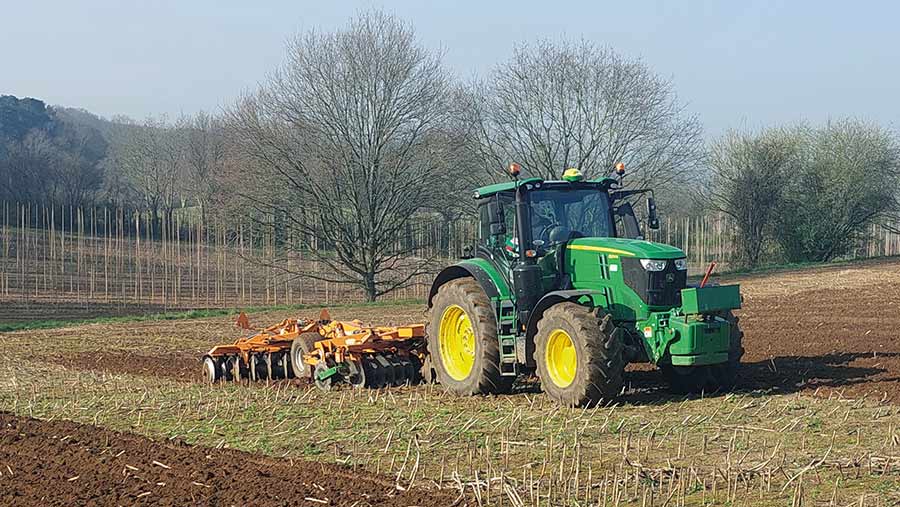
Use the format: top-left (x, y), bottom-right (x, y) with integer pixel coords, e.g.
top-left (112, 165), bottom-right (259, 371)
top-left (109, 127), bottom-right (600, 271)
top-left (614, 162), bottom-right (626, 175)
top-left (508, 163), bottom-right (521, 176)
top-left (562, 168), bottom-right (584, 182)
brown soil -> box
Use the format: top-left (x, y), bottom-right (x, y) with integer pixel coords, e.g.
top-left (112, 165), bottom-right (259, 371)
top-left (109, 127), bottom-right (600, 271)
top-left (0, 412), bottom-right (456, 507)
top-left (45, 351), bottom-right (198, 382)
top-left (735, 266), bottom-right (900, 402)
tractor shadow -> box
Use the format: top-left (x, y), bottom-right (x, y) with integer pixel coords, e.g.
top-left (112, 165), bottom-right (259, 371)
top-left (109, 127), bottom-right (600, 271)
top-left (735, 351), bottom-right (900, 396)
top-left (620, 352), bottom-right (900, 405)
top-left (512, 351), bottom-right (900, 406)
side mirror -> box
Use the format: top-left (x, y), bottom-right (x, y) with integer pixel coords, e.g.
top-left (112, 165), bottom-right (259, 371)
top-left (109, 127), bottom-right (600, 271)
top-left (646, 197), bottom-right (660, 230)
top-left (487, 199), bottom-right (506, 236)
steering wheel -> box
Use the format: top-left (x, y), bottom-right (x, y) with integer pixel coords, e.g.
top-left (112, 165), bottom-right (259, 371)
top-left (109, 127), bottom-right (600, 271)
top-left (548, 225), bottom-right (573, 243)
top-left (537, 222), bottom-right (559, 244)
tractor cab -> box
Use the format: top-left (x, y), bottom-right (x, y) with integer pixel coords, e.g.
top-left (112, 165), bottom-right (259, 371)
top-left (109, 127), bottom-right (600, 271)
top-left (475, 175), bottom-right (648, 257)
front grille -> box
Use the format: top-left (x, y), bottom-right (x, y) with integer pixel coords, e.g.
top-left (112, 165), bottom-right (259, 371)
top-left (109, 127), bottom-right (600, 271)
top-left (621, 258), bottom-right (687, 307)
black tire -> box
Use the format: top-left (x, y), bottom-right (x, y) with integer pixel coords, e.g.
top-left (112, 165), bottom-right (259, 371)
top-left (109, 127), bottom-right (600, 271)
top-left (534, 303), bottom-right (626, 407)
top-left (290, 334), bottom-right (320, 379)
top-left (427, 278), bottom-right (513, 395)
top-left (662, 311), bottom-right (744, 394)
top-left (202, 356), bottom-right (221, 383)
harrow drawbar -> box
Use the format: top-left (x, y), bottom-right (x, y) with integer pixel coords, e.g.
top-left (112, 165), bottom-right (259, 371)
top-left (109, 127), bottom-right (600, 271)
top-left (202, 310), bottom-right (428, 390)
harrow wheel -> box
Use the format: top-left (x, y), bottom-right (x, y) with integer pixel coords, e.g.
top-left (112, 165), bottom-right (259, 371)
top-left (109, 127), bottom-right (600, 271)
top-left (230, 356), bottom-right (249, 382)
top-left (313, 362), bottom-right (333, 391)
top-left (202, 356), bottom-right (221, 383)
top-left (265, 352), bottom-right (288, 380)
top-left (291, 335), bottom-right (319, 379)
top-left (346, 359), bottom-right (366, 389)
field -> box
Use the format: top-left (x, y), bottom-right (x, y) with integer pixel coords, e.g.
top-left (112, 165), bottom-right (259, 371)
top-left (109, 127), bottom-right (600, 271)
top-left (2, 258), bottom-right (900, 505)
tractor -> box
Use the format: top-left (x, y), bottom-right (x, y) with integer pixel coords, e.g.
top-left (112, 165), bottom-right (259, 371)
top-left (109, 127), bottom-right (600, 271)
top-left (427, 164), bottom-right (743, 406)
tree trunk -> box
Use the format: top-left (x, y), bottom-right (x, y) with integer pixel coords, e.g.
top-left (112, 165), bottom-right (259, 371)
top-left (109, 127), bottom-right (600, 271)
top-left (364, 272), bottom-right (377, 302)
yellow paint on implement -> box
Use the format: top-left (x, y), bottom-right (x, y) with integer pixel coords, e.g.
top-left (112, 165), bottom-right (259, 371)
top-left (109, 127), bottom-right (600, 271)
top-left (438, 305), bottom-right (476, 381)
top-left (545, 329), bottom-right (577, 388)
top-left (567, 244), bottom-right (635, 257)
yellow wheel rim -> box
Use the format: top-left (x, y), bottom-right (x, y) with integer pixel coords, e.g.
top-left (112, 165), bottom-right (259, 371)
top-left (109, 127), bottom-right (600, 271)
top-left (545, 329), bottom-right (577, 388)
top-left (438, 305), bottom-right (476, 381)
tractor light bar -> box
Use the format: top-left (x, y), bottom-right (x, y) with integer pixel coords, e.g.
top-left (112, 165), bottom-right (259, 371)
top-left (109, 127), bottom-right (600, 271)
top-left (639, 259), bottom-right (667, 271)
top-left (674, 258), bottom-right (688, 271)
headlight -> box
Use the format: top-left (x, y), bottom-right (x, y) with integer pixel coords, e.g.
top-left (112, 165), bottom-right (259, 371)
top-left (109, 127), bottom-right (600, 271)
top-left (674, 258), bottom-right (688, 271)
top-left (639, 259), bottom-right (667, 271)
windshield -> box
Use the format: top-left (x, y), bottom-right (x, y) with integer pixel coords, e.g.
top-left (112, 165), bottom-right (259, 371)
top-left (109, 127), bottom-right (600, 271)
top-left (529, 187), bottom-right (613, 244)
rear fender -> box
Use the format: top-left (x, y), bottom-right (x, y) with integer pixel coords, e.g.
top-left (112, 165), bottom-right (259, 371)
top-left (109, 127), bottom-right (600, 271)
top-left (427, 259), bottom-right (510, 308)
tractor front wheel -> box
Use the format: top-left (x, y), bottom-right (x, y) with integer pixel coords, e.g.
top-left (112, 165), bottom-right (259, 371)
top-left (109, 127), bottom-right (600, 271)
top-left (427, 278), bottom-right (512, 395)
top-left (534, 303), bottom-right (625, 407)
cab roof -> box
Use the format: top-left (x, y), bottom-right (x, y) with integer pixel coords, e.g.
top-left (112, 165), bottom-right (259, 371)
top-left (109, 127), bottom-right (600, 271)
top-left (473, 176), bottom-right (618, 199)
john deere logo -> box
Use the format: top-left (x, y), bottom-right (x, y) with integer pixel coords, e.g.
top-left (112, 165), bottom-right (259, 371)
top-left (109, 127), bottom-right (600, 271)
top-left (666, 273), bottom-right (675, 283)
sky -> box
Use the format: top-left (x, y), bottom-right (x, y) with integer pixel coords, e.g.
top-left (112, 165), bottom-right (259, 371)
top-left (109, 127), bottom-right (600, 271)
top-left (2, 0), bottom-right (897, 137)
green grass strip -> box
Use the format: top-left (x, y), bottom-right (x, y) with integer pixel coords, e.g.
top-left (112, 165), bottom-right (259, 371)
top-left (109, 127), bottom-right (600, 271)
top-left (0, 298), bottom-right (425, 333)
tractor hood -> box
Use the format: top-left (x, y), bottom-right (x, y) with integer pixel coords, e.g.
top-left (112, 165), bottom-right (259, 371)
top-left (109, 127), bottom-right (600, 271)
top-left (566, 237), bottom-right (685, 260)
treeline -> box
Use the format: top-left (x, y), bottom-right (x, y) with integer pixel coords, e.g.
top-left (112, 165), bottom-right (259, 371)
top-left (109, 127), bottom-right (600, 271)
top-left (0, 96), bottom-right (225, 229)
top-left (2, 10), bottom-right (899, 299)
top-left (707, 123), bottom-right (900, 266)
top-left (0, 96), bottom-right (108, 207)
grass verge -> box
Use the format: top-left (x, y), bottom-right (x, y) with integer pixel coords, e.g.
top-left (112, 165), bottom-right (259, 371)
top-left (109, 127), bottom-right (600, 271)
top-left (0, 298), bottom-right (425, 333)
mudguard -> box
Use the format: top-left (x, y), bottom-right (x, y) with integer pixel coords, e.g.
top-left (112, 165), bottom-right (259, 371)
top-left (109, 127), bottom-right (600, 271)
top-left (427, 258), bottom-right (511, 307)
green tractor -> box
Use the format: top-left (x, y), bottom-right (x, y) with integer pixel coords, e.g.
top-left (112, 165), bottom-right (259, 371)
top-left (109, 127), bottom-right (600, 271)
top-left (427, 165), bottom-right (743, 406)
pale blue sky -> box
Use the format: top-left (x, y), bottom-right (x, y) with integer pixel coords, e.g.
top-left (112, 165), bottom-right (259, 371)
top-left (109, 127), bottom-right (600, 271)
top-left (2, 0), bottom-right (897, 136)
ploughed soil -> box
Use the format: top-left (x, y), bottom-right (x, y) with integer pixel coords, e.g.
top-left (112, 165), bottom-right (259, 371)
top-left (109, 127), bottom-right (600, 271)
top-left (733, 260), bottom-right (900, 402)
top-left (0, 412), bottom-right (457, 507)
top-left (45, 351), bottom-right (198, 382)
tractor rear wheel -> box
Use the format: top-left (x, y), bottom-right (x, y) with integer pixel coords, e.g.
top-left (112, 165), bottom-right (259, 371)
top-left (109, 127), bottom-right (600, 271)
top-left (427, 278), bottom-right (513, 395)
top-left (662, 311), bottom-right (744, 394)
top-left (534, 303), bottom-right (626, 407)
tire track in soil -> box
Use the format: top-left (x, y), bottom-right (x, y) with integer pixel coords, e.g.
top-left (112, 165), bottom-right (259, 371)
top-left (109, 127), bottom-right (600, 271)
top-left (0, 412), bottom-right (456, 507)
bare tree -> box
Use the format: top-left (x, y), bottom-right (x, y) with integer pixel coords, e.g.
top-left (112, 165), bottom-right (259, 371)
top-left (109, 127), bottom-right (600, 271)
top-left (468, 39), bottom-right (703, 189)
top-left (707, 128), bottom-right (802, 267)
top-left (226, 11), bottom-right (454, 301)
top-left (0, 131), bottom-right (57, 203)
top-left (177, 111), bottom-right (227, 217)
top-left (107, 116), bottom-right (183, 233)
top-left (50, 117), bottom-right (107, 208)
